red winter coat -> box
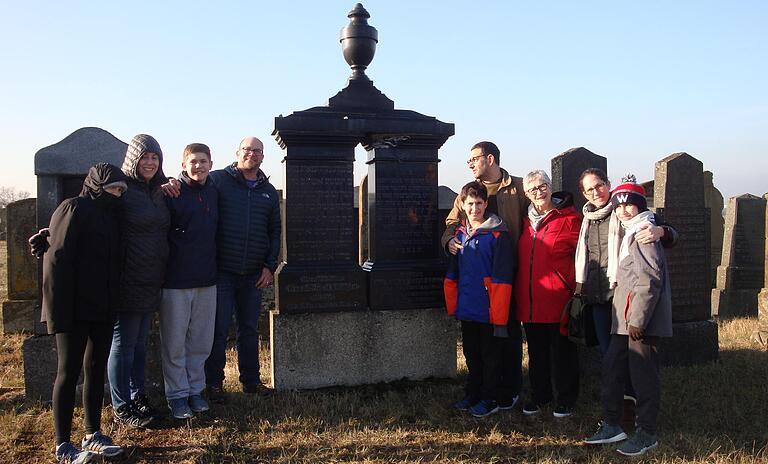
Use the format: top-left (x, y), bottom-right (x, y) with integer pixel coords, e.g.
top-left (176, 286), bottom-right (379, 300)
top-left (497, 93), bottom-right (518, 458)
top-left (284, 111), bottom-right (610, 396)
top-left (515, 192), bottom-right (581, 329)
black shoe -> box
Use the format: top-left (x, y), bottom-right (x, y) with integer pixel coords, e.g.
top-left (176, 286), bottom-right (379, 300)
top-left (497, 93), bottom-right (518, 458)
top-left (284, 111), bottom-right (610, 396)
top-left (205, 385), bottom-right (226, 404)
top-left (243, 382), bottom-right (274, 397)
top-left (553, 404), bottom-right (574, 418)
top-left (133, 394), bottom-right (159, 419)
top-left (113, 404), bottom-right (153, 429)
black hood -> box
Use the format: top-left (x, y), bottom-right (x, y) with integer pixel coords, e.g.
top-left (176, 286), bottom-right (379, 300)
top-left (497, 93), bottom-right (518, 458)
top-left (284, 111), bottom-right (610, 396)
top-left (551, 191), bottom-right (575, 210)
top-left (80, 163), bottom-right (127, 200)
top-left (121, 134), bottom-right (166, 186)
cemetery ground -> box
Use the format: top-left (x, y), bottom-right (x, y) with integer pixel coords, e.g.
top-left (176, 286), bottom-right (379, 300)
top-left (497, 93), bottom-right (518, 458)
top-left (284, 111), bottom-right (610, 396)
top-left (0, 241), bottom-right (766, 463)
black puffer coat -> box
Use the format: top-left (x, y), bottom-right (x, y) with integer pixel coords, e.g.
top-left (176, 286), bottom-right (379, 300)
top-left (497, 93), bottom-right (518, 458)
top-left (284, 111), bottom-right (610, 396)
top-left (42, 163), bottom-right (125, 333)
top-left (118, 134), bottom-right (170, 313)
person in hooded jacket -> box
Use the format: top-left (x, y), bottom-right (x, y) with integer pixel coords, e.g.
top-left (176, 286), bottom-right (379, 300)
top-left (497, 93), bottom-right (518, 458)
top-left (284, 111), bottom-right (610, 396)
top-left (444, 181), bottom-right (514, 418)
top-left (515, 170), bottom-right (581, 418)
top-left (107, 134), bottom-right (170, 428)
top-left (43, 163), bottom-right (126, 463)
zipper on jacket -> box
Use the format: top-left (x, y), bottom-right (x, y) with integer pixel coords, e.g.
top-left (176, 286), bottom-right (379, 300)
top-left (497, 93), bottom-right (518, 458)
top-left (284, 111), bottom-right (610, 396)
top-left (528, 230), bottom-right (537, 321)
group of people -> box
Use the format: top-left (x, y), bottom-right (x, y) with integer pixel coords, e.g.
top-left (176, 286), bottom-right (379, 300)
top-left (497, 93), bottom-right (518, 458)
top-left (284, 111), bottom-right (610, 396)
top-left (443, 141), bottom-right (676, 457)
top-left (37, 134), bottom-right (280, 464)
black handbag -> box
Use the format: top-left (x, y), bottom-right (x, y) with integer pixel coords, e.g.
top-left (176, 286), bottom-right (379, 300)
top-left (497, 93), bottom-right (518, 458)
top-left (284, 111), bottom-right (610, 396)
top-left (565, 296), bottom-right (599, 347)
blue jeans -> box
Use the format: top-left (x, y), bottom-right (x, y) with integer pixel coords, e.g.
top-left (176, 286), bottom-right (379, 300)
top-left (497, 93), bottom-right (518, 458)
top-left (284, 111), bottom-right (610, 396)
top-left (107, 312), bottom-right (152, 409)
top-left (204, 271), bottom-right (263, 388)
top-left (591, 302), bottom-right (613, 356)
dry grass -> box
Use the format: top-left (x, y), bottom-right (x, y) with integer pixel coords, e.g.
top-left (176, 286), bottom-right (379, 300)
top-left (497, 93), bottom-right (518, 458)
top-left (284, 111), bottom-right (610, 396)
top-left (0, 239), bottom-right (766, 462)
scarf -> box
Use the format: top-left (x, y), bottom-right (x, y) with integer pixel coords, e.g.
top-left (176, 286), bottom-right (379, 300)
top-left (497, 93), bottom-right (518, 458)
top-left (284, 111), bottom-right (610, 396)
top-left (575, 201), bottom-right (621, 286)
top-left (527, 197), bottom-right (562, 231)
top-left (618, 211), bottom-right (656, 263)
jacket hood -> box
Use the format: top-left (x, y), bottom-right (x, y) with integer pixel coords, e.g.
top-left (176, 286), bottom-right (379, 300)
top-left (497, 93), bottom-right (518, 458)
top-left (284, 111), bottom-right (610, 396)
top-left (461, 213), bottom-right (508, 237)
top-left (80, 163), bottom-right (127, 200)
top-left (121, 134), bottom-right (166, 186)
top-left (178, 170), bottom-right (208, 189)
top-left (551, 191), bottom-right (575, 210)
top-left (225, 162), bottom-right (267, 186)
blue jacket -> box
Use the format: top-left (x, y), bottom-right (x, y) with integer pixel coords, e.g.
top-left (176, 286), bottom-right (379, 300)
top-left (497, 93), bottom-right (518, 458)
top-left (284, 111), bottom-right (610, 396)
top-left (444, 214), bottom-right (514, 326)
top-left (163, 172), bottom-right (219, 289)
top-left (209, 163), bottom-right (281, 276)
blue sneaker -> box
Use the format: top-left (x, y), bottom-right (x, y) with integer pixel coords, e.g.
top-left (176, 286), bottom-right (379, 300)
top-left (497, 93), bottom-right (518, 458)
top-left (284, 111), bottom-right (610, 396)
top-left (469, 399), bottom-right (499, 418)
top-left (188, 394), bottom-right (210, 413)
top-left (55, 442), bottom-right (94, 464)
top-left (453, 397), bottom-right (477, 411)
top-left (168, 398), bottom-right (194, 419)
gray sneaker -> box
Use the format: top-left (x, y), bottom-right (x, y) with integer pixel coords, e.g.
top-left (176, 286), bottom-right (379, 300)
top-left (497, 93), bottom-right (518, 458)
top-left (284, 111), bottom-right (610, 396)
top-left (55, 442), bottom-right (94, 464)
top-left (616, 427), bottom-right (658, 456)
top-left (168, 398), bottom-right (194, 420)
top-left (81, 431), bottom-right (123, 457)
top-left (584, 421), bottom-right (628, 444)
top-left (188, 394), bottom-right (210, 413)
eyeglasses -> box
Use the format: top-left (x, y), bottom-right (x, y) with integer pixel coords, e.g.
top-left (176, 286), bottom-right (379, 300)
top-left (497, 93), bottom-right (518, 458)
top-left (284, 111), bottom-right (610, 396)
top-left (526, 183), bottom-right (549, 195)
top-left (240, 147), bottom-right (263, 155)
top-left (466, 154), bottom-right (487, 165)
top-left (583, 182), bottom-right (607, 196)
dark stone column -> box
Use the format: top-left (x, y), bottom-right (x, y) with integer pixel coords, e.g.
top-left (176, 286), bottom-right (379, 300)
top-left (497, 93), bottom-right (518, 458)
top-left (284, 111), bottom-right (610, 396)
top-left (550, 147), bottom-right (607, 211)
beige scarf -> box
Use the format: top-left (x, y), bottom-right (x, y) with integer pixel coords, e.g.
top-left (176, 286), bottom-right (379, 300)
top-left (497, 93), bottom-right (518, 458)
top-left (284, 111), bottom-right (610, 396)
top-left (575, 201), bottom-right (621, 287)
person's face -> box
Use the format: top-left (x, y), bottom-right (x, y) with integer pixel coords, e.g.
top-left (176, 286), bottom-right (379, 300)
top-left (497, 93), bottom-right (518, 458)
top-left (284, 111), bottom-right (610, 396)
top-left (138, 152), bottom-right (160, 182)
top-left (615, 203), bottom-right (640, 222)
top-left (237, 137), bottom-right (264, 171)
top-left (462, 194), bottom-right (487, 224)
top-left (580, 174), bottom-right (611, 207)
top-left (183, 152), bottom-right (212, 183)
top-left (103, 186), bottom-right (125, 197)
top-left (467, 147), bottom-right (490, 180)
top-left (524, 177), bottom-right (552, 211)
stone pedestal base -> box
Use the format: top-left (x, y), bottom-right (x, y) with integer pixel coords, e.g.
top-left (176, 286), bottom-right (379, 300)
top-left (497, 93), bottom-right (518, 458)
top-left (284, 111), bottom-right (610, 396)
top-left (711, 288), bottom-right (759, 318)
top-left (270, 308), bottom-right (457, 390)
top-left (659, 319), bottom-right (719, 366)
top-left (23, 335), bottom-right (57, 403)
top-left (1, 299), bottom-right (36, 334)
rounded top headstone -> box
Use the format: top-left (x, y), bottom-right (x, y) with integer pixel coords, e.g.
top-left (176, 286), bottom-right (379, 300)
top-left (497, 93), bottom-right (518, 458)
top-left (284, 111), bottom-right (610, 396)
top-left (339, 3), bottom-right (378, 81)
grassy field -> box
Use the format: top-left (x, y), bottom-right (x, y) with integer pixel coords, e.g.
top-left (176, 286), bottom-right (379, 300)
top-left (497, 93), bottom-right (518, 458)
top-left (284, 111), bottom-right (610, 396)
top-left (0, 240), bottom-right (766, 463)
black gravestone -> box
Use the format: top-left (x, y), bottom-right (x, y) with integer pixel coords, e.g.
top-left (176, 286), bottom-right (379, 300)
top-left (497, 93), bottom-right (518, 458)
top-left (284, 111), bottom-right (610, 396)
top-left (551, 147), bottom-right (607, 212)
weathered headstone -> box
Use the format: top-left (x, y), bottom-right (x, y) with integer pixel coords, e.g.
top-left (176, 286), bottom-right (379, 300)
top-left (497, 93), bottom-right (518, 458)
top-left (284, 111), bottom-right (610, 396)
top-left (752, 193), bottom-right (768, 348)
top-left (270, 3), bottom-right (456, 390)
top-left (551, 147), bottom-right (607, 211)
top-left (653, 153), bottom-right (718, 365)
top-left (711, 194), bottom-right (766, 318)
top-left (2, 198), bottom-right (38, 333)
top-left (704, 171), bottom-right (724, 288)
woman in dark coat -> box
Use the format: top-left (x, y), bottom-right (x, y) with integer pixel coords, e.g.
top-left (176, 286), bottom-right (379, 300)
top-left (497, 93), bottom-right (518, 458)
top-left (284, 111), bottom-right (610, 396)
top-left (106, 134), bottom-right (170, 428)
top-left (44, 163), bottom-right (126, 462)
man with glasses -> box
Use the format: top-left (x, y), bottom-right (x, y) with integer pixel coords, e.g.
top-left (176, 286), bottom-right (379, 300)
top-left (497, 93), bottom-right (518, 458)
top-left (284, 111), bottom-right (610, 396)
top-left (442, 141), bottom-right (528, 415)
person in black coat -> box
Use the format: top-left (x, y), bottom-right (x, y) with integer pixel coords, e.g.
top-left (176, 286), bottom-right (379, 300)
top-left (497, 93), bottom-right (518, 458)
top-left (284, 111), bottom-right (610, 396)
top-left (42, 163), bottom-right (126, 463)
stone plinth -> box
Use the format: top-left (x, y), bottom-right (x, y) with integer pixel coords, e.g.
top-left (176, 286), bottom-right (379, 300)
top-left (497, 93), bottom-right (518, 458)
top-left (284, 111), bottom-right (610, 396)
top-left (711, 194), bottom-right (766, 318)
top-left (1, 300), bottom-right (36, 334)
top-left (659, 320), bottom-right (719, 366)
top-left (551, 147), bottom-right (607, 212)
top-left (270, 308), bottom-right (457, 390)
top-left (22, 335), bottom-right (57, 403)
top-left (2, 198), bottom-right (38, 334)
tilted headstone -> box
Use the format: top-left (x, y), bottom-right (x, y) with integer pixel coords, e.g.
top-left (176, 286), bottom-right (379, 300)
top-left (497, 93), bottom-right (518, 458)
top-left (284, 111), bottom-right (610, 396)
top-left (551, 147), bottom-right (607, 212)
top-left (653, 153), bottom-right (718, 365)
top-left (704, 171), bottom-right (724, 288)
top-left (752, 193), bottom-right (768, 348)
top-left (270, 3), bottom-right (456, 390)
top-left (711, 194), bottom-right (766, 318)
top-left (1, 198), bottom-right (38, 333)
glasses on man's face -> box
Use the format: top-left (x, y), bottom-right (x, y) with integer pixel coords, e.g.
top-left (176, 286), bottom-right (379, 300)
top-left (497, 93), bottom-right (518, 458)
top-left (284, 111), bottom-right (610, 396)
top-left (240, 147), bottom-right (263, 155)
top-left (583, 182), bottom-right (607, 196)
top-left (466, 154), bottom-right (487, 166)
top-left (526, 183), bottom-right (549, 195)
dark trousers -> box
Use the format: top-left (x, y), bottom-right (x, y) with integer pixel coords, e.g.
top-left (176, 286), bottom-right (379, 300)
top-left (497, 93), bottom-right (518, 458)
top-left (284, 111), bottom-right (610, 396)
top-left (461, 321), bottom-right (500, 402)
top-left (592, 302), bottom-right (635, 398)
top-left (497, 320), bottom-right (522, 405)
top-left (601, 334), bottom-right (661, 434)
top-left (523, 322), bottom-right (579, 407)
top-left (53, 321), bottom-right (113, 446)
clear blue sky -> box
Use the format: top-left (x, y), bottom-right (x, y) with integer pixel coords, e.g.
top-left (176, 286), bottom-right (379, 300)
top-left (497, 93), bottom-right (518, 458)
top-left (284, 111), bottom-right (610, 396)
top-left (1, 1), bottom-right (766, 202)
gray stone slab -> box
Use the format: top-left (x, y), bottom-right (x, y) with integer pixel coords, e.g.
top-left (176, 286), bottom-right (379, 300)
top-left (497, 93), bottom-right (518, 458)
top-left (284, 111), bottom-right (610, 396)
top-left (704, 171), bottom-right (724, 288)
top-left (658, 319), bottom-right (719, 366)
top-left (4, 198), bottom-right (38, 300)
top-left (22, 334), bottom-right (57, 403)
top-left (270, 308), bottom-right (457, 390)
top-left (1, 299), bottom-right (35, 334)
top-left (753, 289), bottom-right (768, 348)
top-left (551, 147), bottom-right (607, 212)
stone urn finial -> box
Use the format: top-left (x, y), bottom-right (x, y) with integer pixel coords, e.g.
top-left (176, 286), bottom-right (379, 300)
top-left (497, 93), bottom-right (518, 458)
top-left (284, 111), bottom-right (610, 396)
top-left (339, 3), bottom-right (378, 81)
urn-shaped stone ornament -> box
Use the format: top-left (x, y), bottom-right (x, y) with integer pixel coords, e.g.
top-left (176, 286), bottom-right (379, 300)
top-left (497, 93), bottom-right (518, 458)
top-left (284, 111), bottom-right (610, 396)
top-left (339, 3), bottom-right (378, 81)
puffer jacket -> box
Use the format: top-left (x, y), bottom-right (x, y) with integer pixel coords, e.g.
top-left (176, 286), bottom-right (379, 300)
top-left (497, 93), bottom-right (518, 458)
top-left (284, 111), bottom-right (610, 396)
top-left (209, 163), bottom-right (281, 275)
top-left (118, 134), bottom-right (170, 313)
top-left (42, 163), bottom-right (124, 333)
top-left (444, 214), bottom-right (514, 326)
top-left (442, 168), bottom-right (529, 261)
top-left (515, 192), bottom-right (581, 326)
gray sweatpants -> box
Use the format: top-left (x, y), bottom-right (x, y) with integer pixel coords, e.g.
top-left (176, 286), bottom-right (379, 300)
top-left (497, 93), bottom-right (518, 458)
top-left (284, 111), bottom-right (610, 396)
top-left (601, 334), bottom-right (661, 434)
top-left (159, 286), bottom-right (216, 400)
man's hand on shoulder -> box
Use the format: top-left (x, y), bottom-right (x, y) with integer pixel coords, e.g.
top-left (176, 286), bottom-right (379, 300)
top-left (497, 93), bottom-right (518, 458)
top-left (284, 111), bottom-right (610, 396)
top-left (255, 267), bottom-right (273, 289)
top-left (161, 178), bottom-right (182, 198)
top-left (635, 224), bottom-right (664, 245)
top-left (447, 237), bottom-right (463, 255)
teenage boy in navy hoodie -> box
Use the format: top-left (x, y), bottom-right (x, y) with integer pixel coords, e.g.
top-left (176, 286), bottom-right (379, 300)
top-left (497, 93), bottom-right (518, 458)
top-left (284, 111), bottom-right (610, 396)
top-left (444, 181), bottom-right (514, 418)
top-left (160, 143), bottom-right (219, 420)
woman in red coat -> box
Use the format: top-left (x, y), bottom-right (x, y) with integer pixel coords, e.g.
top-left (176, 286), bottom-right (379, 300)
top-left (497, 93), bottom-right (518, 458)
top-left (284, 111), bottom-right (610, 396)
top-left (515, 170), bottom-right (581, 418)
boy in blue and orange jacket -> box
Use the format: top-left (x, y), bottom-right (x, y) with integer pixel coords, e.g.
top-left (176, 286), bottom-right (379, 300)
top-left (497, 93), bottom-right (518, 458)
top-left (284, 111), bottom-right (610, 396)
top-left (444, 181), bottom-right (514, 418)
